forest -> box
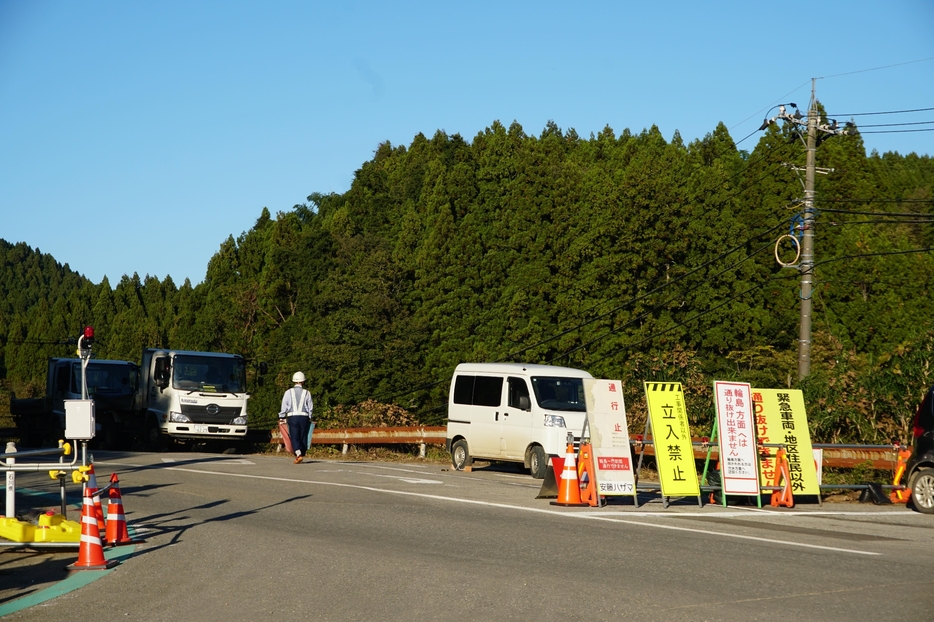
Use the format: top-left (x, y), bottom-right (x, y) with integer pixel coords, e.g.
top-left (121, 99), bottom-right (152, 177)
top-left (1, 113), bottom-right (932, 443)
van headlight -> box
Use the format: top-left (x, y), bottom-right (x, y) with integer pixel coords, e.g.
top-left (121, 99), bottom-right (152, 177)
top-left (543, 414), bottom-right (566, 428)
top-left (169, 411), bottom-right (191, 423)
top-left (232, 416), bottom-right (247, 425)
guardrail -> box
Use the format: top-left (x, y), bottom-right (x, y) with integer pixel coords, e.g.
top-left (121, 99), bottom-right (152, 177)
top-left (267, 427), bottom-right (905, 469)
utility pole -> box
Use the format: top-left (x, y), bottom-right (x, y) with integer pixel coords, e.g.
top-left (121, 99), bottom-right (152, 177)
top-left (756, 79), bottom-right (849, 381)
top-left (798, 79), bottom-right (817, 380)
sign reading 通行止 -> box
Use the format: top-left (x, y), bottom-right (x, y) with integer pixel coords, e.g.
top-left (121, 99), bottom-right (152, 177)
top-left (713, 381), bottom-right (760, 495)
top-left (643, 382), bottom-right (700, 498)
top-left (584, 379), bottom-right (636, 497)
top-left (752, 389), bottom-right (819, 496)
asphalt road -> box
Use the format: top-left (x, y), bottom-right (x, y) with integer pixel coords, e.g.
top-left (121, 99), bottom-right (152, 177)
top-left (2, 450), bottom-right (933, 621)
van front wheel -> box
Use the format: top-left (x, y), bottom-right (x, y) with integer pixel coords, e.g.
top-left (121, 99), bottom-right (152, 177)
top-left (451, 440), bottom-right (470, 471)
top-left (529, 446), bottom-right (548, 479)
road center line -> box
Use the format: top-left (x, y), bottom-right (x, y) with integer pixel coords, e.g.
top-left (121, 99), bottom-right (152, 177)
top-left (164, 466), bottom-right (881, 557)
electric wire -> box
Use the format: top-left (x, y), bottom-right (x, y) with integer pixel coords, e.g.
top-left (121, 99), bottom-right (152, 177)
top-left (584, 271), bottom-right (800, 369)
top-left (548, 237), bottom-right (777, 364)
top-left (819, 207), bottom-right (934, 217)
top-left (824, 106), bottom-right (934, 117)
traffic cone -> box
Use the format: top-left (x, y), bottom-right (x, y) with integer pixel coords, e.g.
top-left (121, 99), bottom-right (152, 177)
top-left (551, 437), bottom-right (587, 507)
top-left (106, 473), bottom-right (144, 546)
top-left (68, 488), bottom-right (118, 571)
top-left (578, 443), bottom-right (600, 507)
top-left (86, 464), bottom-right (106, 534)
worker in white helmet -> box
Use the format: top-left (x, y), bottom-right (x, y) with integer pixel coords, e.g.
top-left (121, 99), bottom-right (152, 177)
top-left (279, 371), bottom-right (314, 463)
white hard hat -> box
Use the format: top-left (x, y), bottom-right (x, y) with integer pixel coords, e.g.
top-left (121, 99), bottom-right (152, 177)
top-left (292, 371), bottom-right (306, 383)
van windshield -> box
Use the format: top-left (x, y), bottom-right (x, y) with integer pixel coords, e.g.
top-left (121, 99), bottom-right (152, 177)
top-left (531, 376), bottom-right (586, 412)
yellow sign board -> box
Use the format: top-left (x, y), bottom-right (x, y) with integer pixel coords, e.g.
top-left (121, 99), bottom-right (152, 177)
top-left (643, 382), bottom-right (700, 498)
top-left (752, 389), bottom-right (820, 496)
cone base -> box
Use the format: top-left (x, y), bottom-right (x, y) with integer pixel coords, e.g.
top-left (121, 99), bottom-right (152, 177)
top-left (67, 559), bottom-right (119, 571)
top-left (549, 501), bottom-right (589, 507)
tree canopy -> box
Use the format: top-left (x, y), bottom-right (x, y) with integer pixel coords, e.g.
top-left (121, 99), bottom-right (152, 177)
top-left (2, 116), bottom-right (932, 442)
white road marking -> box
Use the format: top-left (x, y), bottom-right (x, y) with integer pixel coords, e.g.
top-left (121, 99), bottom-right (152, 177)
top-left (164, 466), bottom-right (882, 556)
top-left (365, 474), bottom-right (444, 485)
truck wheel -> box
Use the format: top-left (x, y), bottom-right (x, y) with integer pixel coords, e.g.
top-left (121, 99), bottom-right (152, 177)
top-left (451, 439), bottom-right (470, 471)
top-left (909, 468), bottom-right (934, 514)
top-left (529, 445), bottom-right (548, 479)
top-left (145, 420), bottom-right (165, 452)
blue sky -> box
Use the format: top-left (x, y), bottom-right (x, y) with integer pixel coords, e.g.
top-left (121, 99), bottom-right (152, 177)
top-left (1, 1), bottom-right (932, 286)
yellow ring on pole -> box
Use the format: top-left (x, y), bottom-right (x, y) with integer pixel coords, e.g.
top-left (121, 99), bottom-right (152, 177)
top-left (774, 234), bottom-right (801, 267)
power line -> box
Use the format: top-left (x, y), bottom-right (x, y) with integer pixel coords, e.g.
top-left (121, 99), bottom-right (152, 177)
top-left (584, 272), bottom-right (800, 369)
top-left (826, 220), bottom-right (934, 227)
top-left (819, 207), bottom-right (934, 217)
top-left (824, 106), bottom-right (934, 117)
top-left (551, 237), bottom-right (777, 364)
top-left (822, 198), bottom-right (933, 204)
top-left (857, 120), bottom-right (934, 128)
top-left (811, 247), bottom-right (934, 270)
top-left (817, 56), bottom-right (934, 80)
top-left (857, 128), bottom-right (934, 134)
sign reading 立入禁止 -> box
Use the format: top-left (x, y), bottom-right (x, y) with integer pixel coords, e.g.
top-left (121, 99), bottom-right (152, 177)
top-left (752, 389), bottom-right (820, 496)
top-left (584, 379), bottom-right (636, 497)
top-left (643, 382), bottom-right (700, 498)
top-left (713, 381), bottom-right (760, 495)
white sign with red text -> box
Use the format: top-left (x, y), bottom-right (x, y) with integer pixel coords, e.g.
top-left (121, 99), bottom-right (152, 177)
top-left (584, 379), bottom-right (637, 496)
top-left (714, 381), bottom-right (760, 495)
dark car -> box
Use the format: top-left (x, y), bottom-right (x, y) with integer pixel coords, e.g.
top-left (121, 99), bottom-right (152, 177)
top-left (906, 385), bottom-right (934, 513)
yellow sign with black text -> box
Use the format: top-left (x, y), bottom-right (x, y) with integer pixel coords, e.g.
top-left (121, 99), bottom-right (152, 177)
top-left (643, 382), bottom-right (700, 498)
top-left (752, 389), bottom-right (820, 496)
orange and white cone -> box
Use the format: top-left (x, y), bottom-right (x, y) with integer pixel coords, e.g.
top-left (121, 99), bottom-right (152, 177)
top-left (87, 464), bottom-right (106, 534)
top-left (68, 488), bottom-right (118, 571)
top-left (106, 473), bottom-right (143, 546)
top-left (550, 437), bottom-right (588, 507)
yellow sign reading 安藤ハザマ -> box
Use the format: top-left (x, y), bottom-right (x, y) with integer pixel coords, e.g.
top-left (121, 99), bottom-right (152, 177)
top-left (752, 389), bottom-right (820, 496)
top-left (643, 382), bottom-right (700, 498)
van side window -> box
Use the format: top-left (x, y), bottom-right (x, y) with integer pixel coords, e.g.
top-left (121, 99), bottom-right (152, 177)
top-left (453, 376), bottom-right (475, 404)
top-left (507, 377), bottom-right (531, 410)
top-left (453, 375), bottom-right (503, 407)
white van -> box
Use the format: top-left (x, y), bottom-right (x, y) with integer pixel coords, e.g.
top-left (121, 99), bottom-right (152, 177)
top-left (445, 363), bottom-right (594, 479)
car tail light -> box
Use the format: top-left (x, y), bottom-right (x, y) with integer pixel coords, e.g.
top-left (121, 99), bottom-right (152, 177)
top-left (914, 399), bottom-right (927, 438)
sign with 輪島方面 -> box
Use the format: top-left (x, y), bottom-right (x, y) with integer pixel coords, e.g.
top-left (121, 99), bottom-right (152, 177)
top-left (643, 382), bottom-right (699, 498)
top-left (584, 379), bottom-right (636, 496)
top-left (752, 389), bottom-right (819, 496)
top-left (713, 381), bottom-right (759, 495)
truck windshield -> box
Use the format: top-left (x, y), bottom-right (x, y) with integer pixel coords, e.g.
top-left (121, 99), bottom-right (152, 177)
top-left (530, 376), bottom-right (587, 412)
top-left (72, 363), bottom-right (136, 395)
top-left (172, 355), bottom-right (246, 393)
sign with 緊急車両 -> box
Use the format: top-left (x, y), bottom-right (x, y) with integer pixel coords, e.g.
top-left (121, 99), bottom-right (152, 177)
top-left (584, 379), bottom-right (636, 496)
top-left (713, 381), bottom-right (759, 495)
top-left (752, 389), bottom-right (819, 496)
top-left (643, 382), bottom-right (699, 498)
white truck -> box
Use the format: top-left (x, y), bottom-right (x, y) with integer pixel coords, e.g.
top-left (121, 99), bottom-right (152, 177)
top-left (445, 363), bottom-right (594, 479)
top-left (140, 348), bottom-right (251, 449)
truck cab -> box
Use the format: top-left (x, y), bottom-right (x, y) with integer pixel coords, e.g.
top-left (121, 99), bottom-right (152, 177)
top-left (141, 348), bottom-right (250, 448)
top-left (11, 357), bottom-right (139, 447)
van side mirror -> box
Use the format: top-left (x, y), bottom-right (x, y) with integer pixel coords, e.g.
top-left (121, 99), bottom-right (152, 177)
top-left (257, 377), bottom-right (265, 387)
top-left (259, 362), bottom-right (268, 375)
top-left (518, 395), bottom-right (531, 411)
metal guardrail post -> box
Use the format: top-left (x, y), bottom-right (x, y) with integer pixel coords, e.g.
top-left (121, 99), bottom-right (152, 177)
top-left (5, 442), bottom-right (15, 518)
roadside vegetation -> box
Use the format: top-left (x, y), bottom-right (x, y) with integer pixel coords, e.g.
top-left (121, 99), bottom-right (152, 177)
top-left (1, 116), bottom-right (931, 446)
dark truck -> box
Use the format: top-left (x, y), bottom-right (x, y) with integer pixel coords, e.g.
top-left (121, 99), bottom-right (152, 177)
top-left (10, 357), bottom-right (140, 448)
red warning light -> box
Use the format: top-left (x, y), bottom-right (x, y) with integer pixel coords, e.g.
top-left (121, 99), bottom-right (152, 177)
top-left (84, 326), bottom-right (94, 339)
